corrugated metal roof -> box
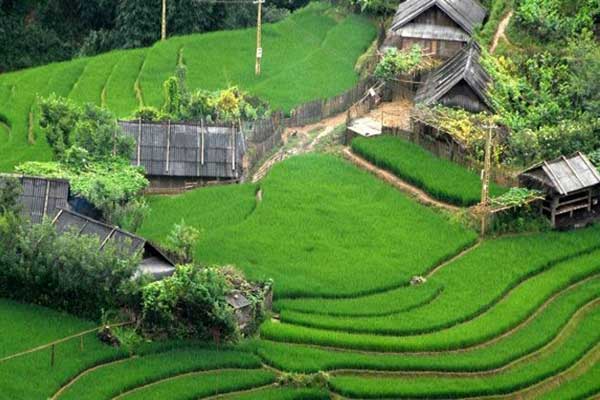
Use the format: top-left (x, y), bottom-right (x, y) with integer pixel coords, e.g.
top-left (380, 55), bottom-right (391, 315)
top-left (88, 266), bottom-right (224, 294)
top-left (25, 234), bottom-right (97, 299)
top-left (119, 121), bottom-right (246, 179)
top-left (522, 153), bottom-right (600, 195)
top-left (391, 0), bottom-right (487, 36)
top-left (0, 175), bottom-right (70, 224)
top-left (415, 41), bottom-right (492, 110)
top-left (52, 209), bottom-right (145, 257)
top-left (227, 291), bottom-right (251, 309)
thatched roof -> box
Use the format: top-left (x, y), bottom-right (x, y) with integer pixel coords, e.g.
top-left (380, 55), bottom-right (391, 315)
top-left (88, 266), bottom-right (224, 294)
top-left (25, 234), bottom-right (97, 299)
top-left (0, 174), bottom-right (70, 224)
top-left (520, 153), bottom-right (600, 196)
top-left (119, 121), bottom-right (245, 180)
top-left (52, 209), bottom-right (175, 278)
top-left (391, 0), bottom-right (487, 36)
top-left (415, 42), bottom-right (492, 112)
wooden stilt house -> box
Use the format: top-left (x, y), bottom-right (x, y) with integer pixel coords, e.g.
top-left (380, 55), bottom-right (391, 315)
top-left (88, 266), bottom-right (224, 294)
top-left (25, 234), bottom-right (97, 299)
top-left (0, 175), bottom-right (70, 223)
top-left (52, 209), bottom-right (175, 279)
top-left (119, 120), bottom-right (246, 192)
top-left (415, 42), bottom-right (492, 113)
top-left (519, 153), bottom-right (600, 228)
top-left (385, 0), bottom-right (487, 59)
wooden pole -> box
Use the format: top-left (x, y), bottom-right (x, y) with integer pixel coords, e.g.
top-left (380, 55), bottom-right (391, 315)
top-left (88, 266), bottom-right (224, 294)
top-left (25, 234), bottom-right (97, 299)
top-left (480, 124), bottom-right (494, 235)
top-left (254, 0), bottom-right (265, 76)
top-left (161, 0), bottom-right (167, 41)
top-left (50, 344), bottom-right (55, 367)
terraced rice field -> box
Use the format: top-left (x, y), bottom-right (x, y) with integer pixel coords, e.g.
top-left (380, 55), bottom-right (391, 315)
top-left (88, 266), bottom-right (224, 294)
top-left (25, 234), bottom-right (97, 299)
top-left (351, 135), bottom-right (507, 206)
top-left (2, 155), bottom-right (599, 398)
top-left (0, 3), bottom-right (376, 172)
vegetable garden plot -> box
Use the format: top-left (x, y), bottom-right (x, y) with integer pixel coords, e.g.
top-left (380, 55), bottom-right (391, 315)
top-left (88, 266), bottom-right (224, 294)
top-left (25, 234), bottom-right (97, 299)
top-left (351, 135), bottom-right (507, 207)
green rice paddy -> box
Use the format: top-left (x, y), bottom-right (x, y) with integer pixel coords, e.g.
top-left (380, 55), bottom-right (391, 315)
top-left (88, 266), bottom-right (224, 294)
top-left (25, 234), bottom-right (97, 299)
top-left (351, 135), bottom-right (507, 206)
top-left (0, 3), bottom-right (376, 172)
top-left (1, 135), bottom-right (599, 398)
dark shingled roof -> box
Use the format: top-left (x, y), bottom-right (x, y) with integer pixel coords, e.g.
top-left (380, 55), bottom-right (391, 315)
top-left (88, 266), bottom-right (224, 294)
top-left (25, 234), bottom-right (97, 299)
top-left (521, 153), bottom-right (600, 196)
top-left (0, 175), bottom-right (70, 224)
top-left (119, 121), bottom-right (245, 179)
top-left (227, 291), bottom-right (251, 310)
top-left (52, 209), bottom-right (175, 278)
top-left (391, 0), bottom-right (487, 36)
top-left (415, 42), bottom-right (492, 111)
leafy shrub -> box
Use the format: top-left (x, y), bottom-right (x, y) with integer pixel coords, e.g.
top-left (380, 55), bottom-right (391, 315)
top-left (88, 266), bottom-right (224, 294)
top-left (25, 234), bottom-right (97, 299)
top-left (39, 95), bottom-right (134, 161)
top-left (277, 372), bottom-right (330, 388)
top-left (165, 220), bottom-right (201, 264)
top-left (374, 46), bottom-right (422, 81)
top-left (16, 160), bottom-right (149, 229)
top-left (0, 176), bottom-right (22, 214)
top-left (0, 220), bottom-right (141, 319)
top-left (141, 264), bottom-right (237, 341)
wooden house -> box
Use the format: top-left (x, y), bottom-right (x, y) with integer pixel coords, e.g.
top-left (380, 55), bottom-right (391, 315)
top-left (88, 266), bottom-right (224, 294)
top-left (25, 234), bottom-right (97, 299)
top-left (385, 0), bottom-right (487, 59)
top-left (0, 175), bottom-right (70, 223)
top-left (119, 120), bottom-right (246, 192)
top-left (519, 153), bottom-right (600, 228)
top-left (415, 42), bottom-right (492, 113)
top-left (52, 209), bottom-right (175, 279)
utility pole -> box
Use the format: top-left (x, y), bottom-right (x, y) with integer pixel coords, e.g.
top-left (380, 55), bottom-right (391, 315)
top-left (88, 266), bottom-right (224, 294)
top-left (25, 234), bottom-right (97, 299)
top-left (161, 0), bottom-right (167, 41)
top-left (480, 124), bottom-right (495, 235)
top-left (254, 0), bottom-right (265, 76)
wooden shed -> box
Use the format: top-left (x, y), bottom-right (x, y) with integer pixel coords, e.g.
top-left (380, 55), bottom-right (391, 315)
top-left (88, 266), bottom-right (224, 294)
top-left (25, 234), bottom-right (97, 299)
top-left (0, 174), bottom-right (70, 223)
top-left (52, 209), bottom-right (175, 279)
top-left (385, 0), bottom-right (487, 59)
top-left (119, 120), bottom-right (246, 192)
top-left (519, 153), bottom-right (600, 228)
top-left (415, 42), bottom-right (492, 113)
top-left (226, 291), bottom-right (253, 331)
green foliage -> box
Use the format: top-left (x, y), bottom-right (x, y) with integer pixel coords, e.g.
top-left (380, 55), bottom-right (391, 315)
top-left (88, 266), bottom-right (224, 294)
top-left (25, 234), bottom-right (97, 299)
top-left (277, 372), bottom-right (330, 388)
top-left (0, 220), bottom-right (141, 319)
top-left (491, 187), bottom-right (543, 208)
top-left (0, 176), bottom-right (22, 215)
top-left (374, 46), bottom-right (423, 81)
top-left (141, 265), bottom-right (237, 341)
top-left (588, 149), bottom-right (600, 169)
top-left (165, 220), bottom-right (201, 264)
top-left (352, 135), bottom-right (507, 206)
top-left (16, 159), bottom-right (149, 228)
top-left (39, 95), bottom-right (134, 161)
top-left (39, 94), bottom-right (80, 158)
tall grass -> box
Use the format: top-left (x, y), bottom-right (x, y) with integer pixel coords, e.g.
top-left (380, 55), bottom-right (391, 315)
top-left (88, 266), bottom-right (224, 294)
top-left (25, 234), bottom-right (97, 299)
top-left (329, 307), bottom-right (600, 398)
top-left (247, 277), bottom-right (600, 373)
top-left (278, 250), bottom-right (600, 339)
top-left (141, 154), bottom-right (477, 299)
top-left (119, 370), bottom-right (276, 400)
top-left (0, 299), bottom-right (97, 358)
top-left (542, 360), bottom-right (600, 400)
top-left (69, 52), bottom-right (124, 106)
top-left (218, 387), bottom-right (330, 400)
top-left (351, 135), bottom-right (507, 207)
top-left (105, 49), bottom-right (148, 117)
top-left (59, 348), bottom-right (262, 400)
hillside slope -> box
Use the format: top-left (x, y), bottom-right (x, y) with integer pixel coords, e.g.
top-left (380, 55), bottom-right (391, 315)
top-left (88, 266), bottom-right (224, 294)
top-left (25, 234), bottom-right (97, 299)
top-left (0, 3), bottom-right (376, 172)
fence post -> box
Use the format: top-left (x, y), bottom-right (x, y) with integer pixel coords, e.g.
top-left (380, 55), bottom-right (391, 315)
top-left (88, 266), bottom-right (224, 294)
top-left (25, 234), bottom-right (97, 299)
top-left (80, 335), bottom-right (84, 352)
top-left (50, 344), bottom-right (55, 367)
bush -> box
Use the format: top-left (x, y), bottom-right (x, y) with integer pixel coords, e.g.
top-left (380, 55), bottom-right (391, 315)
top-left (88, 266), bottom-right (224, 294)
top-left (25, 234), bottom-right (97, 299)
top-left (374, 46), bottom-right (422, 81)
top-left (141, 265), bottom-right (237, 341)
top-left (165, 220), bottom-right (201, 264)
top-left (0, 220), bottom-right (141, 319)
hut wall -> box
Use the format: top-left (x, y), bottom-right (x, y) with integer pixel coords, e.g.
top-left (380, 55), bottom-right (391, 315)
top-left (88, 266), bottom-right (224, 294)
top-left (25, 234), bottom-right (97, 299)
top-left (439, 81), bottom-right (489, 113)
top-left (412, 6), bottom-right (461, 28)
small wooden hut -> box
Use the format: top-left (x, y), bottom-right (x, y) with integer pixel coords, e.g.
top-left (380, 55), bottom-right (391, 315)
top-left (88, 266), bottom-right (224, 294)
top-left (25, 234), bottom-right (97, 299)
top-left (119, 120), bottom-right (246, 192)
top-left (227, 291), bottom-right (253, 331)
top-left (52, 209), bottom-right (175, 279)
top-left (519, 153), bottom-right (600, 228)
top-left (0, 175), bottom-right (70, 223)
top-left (385, 0), bottom-right (487, 59)
top-left (415, 42), bottom-right (492, 113)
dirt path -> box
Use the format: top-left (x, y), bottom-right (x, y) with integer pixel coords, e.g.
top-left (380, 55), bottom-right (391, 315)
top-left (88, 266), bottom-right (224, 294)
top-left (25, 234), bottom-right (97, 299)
top-left (342, 148), bottom-right (460, 213)
top-left (252, 111), bottom-right (347, 183)
top-left (490, 11), bottom-right (513, 54)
